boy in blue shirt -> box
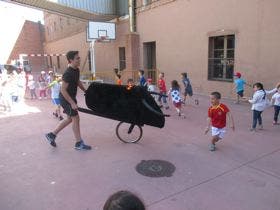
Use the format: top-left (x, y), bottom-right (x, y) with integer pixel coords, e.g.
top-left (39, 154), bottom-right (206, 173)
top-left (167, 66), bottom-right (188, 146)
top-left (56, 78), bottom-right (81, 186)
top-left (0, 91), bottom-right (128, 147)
top-left (234, 72), bottom-right (250, 104)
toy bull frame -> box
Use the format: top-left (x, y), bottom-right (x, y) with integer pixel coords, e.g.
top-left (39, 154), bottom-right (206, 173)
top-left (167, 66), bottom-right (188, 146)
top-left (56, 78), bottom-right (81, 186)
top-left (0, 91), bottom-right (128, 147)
top-left (78, 82), bottom-right (169, 143)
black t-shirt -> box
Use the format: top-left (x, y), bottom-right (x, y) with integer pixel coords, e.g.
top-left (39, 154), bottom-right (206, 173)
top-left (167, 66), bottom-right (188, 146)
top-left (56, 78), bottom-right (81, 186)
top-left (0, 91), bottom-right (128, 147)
top-left (60, 66), bottom-right (80, 101)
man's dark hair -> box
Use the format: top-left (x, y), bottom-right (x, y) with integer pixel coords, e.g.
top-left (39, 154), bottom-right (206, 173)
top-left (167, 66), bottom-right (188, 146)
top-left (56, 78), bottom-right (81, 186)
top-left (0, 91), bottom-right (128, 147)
top-left (66, 51), bottom-right (79, 63)
top-left (103, 190), bottom-right (145, 210)
top-left (211, 91), bottom-right (221, 99)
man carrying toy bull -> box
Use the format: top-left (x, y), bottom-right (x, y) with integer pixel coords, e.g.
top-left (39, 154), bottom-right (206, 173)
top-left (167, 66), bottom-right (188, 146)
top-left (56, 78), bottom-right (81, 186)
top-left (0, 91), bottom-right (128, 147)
top-left (44, 51), bottom-right (92, 150)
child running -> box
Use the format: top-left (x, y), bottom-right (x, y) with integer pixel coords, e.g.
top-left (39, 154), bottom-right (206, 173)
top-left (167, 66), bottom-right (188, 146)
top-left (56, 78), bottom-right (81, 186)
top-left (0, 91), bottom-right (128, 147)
top-left (168, 80), bottom-right (185, 118)
top-left (233, 72), bottom-right (250, 104)
top-left (271, 84), bottom-right (280, 125)
top-left (248, 82), bottom-right (277, 131)
top-left (47, 75), bottom-right (63, 121)
top-left (27, 75), bottom-right (37, 99)
top-left (181, 72), bottom-right (193, 105)
top-left (205, 92), bottom-right (235, 151)
top-left (157, 72), bottom-right (169, 109)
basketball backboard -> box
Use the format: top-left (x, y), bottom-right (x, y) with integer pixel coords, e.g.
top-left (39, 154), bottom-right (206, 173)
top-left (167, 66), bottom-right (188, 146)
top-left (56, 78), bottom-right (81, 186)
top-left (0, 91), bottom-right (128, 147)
top-left (88, 21), bottom-right (116, 40)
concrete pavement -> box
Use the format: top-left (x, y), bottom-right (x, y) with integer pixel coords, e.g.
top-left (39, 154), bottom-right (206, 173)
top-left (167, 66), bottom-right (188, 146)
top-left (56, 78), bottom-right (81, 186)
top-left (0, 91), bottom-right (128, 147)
top-left (0, 91), bottom-right (280, 210)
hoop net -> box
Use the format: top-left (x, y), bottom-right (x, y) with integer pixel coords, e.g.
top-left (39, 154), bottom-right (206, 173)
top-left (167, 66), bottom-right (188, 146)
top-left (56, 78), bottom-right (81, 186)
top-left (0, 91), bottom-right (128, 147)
top-left (96, 36), bottom-right (110, 43)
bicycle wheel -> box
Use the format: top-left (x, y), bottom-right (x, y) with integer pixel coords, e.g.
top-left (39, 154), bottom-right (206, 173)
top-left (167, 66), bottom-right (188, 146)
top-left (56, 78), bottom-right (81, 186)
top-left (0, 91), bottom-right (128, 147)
top-left (116, 122), bottom-right (143, 143)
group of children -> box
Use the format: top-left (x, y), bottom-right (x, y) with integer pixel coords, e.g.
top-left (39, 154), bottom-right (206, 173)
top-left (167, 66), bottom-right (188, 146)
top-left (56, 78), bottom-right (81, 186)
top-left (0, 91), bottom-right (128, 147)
top-left (206, 72), bottom-right (280, 151)
top-left (115, 70), bottom-right (280, 152)
top-left (116, 70), bottom-right (194, 118)
top-left (27, 70), bottom-right (64, 121)
top-left (0, 68), bottom-right (26, 111)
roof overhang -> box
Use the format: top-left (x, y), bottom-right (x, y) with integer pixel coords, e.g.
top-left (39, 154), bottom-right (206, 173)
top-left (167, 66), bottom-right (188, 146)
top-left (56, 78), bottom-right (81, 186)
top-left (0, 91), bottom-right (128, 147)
top-left (4, 0), bottom-right (117, 21)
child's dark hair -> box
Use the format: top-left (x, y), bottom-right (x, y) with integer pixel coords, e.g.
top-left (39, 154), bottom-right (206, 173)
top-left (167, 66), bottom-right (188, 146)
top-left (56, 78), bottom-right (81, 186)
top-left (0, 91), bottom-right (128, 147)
top-left (66, 51), bottom-right (79, 62)
top-left (211, 91), bottom-right (221, 99)
top-left (171, 80), bottom-right (180, 90)
top-left (181, 72), bottom-right (187, 78)
top-left (103, 190), bottom-right (145, 210)
top-left (127, 78), bottom-right (134, 84)
top-left (159, 72), bottom-right (164, 77)
top-left (253, 82), bottom-right (264, 90)
top-left (138, 70), bottom-right (144, 76)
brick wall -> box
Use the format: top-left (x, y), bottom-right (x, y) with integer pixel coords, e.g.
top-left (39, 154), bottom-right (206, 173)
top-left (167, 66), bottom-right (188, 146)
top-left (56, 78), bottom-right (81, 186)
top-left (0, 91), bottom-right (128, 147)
top-left (7, 20), bottom-right (46, 73)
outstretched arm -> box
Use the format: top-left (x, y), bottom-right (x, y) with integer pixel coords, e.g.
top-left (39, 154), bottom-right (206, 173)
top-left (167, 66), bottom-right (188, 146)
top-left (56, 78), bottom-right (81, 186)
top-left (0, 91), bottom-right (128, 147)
top-left (205, 117), bottom-right (211, 134)
top-left (227, 112), bottom-right (235, 131)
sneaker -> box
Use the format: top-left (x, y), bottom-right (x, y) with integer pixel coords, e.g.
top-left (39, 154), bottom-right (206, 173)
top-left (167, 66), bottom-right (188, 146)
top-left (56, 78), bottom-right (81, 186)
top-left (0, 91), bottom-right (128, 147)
top-left (250, 128), bottom-right (257, 132)
top-left (45, 132), bottom-right (57, 147)
top-left (258, 125), bottom-right (263, 130)
top-left (209, 144), bottom-right (216, 151)
top-left (75, 140), bottom-right (91, 150)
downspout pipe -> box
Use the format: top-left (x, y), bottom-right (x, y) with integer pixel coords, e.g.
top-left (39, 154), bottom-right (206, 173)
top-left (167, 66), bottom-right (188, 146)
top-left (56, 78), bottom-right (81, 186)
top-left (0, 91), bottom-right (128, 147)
top-left (129, 0), bottom-right (136, 32)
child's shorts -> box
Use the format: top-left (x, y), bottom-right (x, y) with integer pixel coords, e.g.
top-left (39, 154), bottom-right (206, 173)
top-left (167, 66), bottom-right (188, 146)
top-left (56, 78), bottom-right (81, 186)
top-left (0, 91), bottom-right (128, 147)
top-left (237, 90), bottom-right (244, 97)
top-left (211, 127), bottom-right (226, 139)
top-left (173, 101), bottom-right (182, 108)
top-left (52, 98), bottom-right (61, 105)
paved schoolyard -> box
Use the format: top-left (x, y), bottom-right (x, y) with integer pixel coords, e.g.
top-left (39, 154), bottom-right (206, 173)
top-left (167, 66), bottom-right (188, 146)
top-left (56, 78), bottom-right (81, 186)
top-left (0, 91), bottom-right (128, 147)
top-left (0, 91), bottom-right (280, 210)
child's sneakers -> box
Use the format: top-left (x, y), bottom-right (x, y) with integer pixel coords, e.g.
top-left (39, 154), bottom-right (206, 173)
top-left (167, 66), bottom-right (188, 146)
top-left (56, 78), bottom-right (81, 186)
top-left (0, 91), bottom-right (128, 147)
top-left (75, 140), bottom-right (92, 150)
top-left (209, 144), bottom-right (216, 151)
top-left (45, 132), bottom-right (57, 147)
top-left (250, 128), bottom-right (257, 132)
top-left (272, 121), bottom-right (279, 125)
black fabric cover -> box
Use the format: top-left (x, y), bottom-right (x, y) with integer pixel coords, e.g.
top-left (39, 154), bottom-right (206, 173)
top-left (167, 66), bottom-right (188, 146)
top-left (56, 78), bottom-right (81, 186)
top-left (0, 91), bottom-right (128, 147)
top-left (85, 83), bottom-right (165, 128)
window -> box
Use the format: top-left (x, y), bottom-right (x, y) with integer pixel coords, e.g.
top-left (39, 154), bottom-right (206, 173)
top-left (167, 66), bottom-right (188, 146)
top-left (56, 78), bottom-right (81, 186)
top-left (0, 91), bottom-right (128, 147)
top-left (119, 47), bottom-right (126, 70)
top-left (54, 22), bottom-right (57, 31)
top-left (60, 18), bottom-right (63, 29)
top-left (208, 35), bottom-right (235, 81)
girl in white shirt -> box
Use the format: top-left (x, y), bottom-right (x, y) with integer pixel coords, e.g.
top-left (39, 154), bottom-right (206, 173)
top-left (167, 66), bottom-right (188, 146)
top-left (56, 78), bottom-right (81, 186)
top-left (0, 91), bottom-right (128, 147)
top-left (248, 82), bottom-right (277, 131)
top-left (271, 84), bottom-right (280, 125)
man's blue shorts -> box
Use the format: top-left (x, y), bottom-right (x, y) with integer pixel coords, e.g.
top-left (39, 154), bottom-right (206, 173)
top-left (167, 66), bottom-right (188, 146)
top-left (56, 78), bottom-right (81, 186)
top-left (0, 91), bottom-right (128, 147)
top-left (52, 98), bottom-right (61, 105)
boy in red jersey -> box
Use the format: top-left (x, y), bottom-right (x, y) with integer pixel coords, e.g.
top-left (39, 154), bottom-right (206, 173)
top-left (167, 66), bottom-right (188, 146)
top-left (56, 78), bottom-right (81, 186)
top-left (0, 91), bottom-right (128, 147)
top-left (205, 92), bottom-right (235, 151)
top-left (157, 72), bottom-right (169, 109)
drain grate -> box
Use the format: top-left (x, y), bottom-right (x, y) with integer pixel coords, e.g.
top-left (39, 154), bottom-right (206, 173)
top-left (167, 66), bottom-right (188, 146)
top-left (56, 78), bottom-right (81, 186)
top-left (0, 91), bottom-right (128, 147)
top-left (136, 160), bottom-right (176, 177)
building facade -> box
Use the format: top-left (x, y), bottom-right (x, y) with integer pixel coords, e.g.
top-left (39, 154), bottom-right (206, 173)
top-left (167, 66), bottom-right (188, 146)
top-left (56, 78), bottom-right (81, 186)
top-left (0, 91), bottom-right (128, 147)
top-left (44, 0), bottom-right (280, 98)
top-left (7, 20), bottom-right (46, 73)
